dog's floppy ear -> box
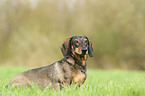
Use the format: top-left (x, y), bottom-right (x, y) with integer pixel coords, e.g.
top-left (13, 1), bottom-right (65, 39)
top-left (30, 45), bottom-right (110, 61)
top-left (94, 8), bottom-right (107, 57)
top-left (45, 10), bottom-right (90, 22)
top-left (87, 38), bottom-right (93, 57)
top-left (61, 37), bottom-right (72, 58)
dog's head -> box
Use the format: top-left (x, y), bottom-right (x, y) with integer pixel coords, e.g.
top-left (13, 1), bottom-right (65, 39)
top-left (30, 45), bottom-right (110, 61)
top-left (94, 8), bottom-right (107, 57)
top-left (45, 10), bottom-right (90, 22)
top-left (61, 36), bottom-right (93, 58)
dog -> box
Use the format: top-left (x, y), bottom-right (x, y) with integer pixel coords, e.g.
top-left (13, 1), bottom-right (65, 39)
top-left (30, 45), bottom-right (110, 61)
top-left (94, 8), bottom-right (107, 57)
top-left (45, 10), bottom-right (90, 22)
top-left (6, 36), bottom-right (93, 89)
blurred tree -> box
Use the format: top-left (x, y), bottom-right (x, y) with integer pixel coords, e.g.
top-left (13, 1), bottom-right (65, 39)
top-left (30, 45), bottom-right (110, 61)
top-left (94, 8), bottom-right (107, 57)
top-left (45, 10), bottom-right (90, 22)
top-left (0, 0), bottom-right (145, 70)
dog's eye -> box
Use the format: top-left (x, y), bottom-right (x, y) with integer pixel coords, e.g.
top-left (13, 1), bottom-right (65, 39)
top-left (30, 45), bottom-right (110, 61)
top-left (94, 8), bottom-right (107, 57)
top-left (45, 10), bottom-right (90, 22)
top-left (74, 40), bottom-right (79, 46)
top-left (74, 41), bottom-right (79, 43)
top-left (84, 40), bottom-right (88, 45)
top-left (74, 40), bottom-right (79, 43)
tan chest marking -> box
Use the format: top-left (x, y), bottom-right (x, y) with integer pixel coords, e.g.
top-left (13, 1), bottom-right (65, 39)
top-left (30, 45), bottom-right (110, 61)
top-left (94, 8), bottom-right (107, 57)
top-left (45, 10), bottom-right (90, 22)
top-left (72, 71), bottom-right (86, 83)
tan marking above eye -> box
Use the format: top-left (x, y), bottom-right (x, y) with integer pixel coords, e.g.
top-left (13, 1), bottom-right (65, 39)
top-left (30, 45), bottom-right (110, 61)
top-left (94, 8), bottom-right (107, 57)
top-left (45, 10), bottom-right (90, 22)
top-left (83, 38), bottom-right (87, 42)
top-left (74, 39), bottom-right (79, 41)
top-left (84, 40), bottom-right (88, 44)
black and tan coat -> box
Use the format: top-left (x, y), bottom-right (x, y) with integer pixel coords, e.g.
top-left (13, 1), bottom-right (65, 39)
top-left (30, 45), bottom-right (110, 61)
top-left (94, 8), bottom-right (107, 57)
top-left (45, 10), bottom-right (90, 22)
top-left (6, 36), bottom-right (93, 89)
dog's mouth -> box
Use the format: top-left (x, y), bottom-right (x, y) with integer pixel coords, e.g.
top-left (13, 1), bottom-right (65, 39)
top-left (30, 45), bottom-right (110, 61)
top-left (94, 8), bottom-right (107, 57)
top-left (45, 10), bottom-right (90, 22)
top-left (82, 50), bottom-right (87, 55)
top-left (75, 50), bottom-right (88, 56)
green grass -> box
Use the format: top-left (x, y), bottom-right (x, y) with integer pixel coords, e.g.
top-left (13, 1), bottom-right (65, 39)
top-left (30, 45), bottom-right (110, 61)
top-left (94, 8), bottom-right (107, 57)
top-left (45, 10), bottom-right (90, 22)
top-left (0, 66), bottom-right (145, 96)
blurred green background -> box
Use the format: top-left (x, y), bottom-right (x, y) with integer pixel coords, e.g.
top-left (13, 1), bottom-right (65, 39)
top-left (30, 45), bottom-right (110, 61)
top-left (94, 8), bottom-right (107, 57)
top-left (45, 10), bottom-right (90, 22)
top-left (0, 0), bottom-right (145, 70)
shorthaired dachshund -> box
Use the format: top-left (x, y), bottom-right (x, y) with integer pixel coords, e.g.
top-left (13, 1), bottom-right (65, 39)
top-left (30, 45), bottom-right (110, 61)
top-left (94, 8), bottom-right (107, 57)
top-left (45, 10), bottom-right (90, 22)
top-left (6, 36), bottom-right (93, 89)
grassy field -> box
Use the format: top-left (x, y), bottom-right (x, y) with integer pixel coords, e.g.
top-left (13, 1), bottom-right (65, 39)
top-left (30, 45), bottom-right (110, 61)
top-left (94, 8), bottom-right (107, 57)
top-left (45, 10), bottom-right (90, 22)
top-left (0, 66), bottom-right (145, 96)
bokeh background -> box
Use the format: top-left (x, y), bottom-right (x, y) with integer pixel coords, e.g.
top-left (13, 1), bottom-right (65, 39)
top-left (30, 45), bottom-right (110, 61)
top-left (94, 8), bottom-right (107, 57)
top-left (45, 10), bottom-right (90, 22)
top-left (0, 0), bottom-right (145, 70)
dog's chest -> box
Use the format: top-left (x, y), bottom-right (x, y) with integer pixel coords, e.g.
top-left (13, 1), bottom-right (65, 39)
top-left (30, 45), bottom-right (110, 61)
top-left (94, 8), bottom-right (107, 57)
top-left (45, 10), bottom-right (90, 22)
top-left (72, 70), bottom-right (86, 84)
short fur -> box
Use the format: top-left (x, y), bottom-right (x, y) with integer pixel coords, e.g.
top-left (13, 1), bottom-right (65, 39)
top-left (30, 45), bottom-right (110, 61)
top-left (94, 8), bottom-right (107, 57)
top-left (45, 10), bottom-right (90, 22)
top-left (6, 36), bottom-right (93, 89)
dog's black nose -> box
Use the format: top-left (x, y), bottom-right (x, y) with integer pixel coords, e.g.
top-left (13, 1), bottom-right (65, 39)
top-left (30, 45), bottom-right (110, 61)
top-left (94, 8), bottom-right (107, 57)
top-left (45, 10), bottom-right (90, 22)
top-left (82, 48), bottom-right (87, 55)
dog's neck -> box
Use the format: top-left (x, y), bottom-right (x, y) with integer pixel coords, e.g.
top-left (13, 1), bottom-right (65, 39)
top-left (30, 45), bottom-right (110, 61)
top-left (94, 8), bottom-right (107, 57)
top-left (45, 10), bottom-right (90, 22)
top-left (65, 54), bottom-right (87, 70)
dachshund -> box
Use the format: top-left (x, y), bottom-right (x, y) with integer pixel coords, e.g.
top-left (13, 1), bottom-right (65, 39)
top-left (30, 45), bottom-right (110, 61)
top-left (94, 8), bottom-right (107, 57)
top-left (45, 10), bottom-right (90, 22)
top-left (6, 36), bottom-right (93, 89)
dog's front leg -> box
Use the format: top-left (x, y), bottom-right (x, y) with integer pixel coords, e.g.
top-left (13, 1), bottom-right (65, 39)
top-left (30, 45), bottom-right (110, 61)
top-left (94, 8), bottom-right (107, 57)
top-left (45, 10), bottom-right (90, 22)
top-left (53, 83), bottom-right (63, 90)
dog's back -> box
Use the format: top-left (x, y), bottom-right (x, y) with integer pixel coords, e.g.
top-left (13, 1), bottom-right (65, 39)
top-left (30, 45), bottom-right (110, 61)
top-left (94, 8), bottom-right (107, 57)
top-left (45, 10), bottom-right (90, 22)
top-left (6, 59), bottom-right (73, 89)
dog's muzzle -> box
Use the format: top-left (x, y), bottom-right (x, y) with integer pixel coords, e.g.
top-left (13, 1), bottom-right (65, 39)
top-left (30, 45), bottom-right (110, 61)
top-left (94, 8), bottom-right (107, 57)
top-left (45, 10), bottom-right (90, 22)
top-left (81, 48), bottom-right (88, 55)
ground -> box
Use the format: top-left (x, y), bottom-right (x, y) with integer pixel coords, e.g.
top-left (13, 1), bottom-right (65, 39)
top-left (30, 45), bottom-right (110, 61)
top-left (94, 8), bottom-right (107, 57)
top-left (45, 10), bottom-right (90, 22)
top-left (0, 66), bottom-right (145, 96)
